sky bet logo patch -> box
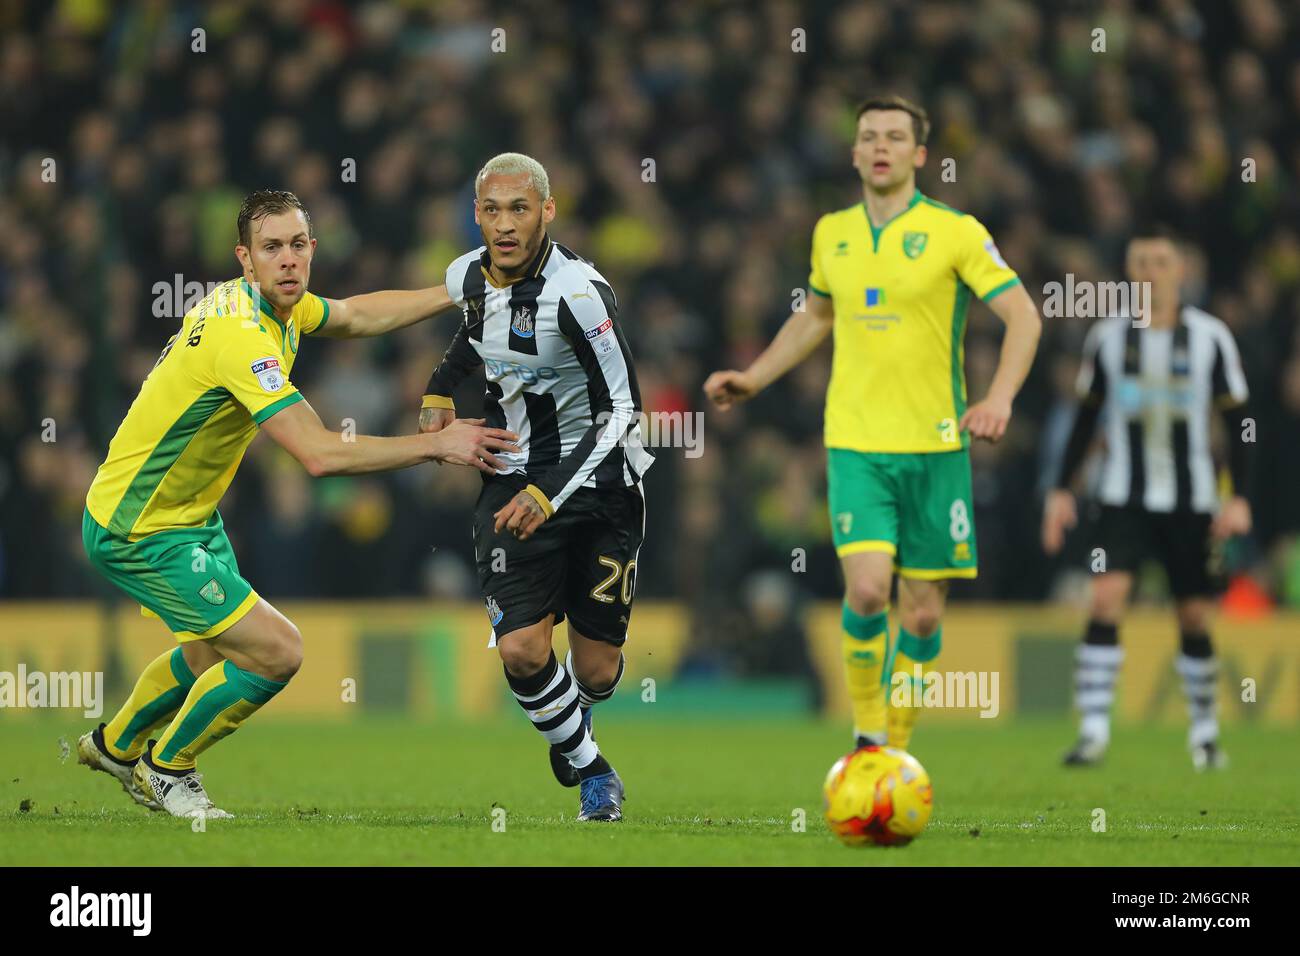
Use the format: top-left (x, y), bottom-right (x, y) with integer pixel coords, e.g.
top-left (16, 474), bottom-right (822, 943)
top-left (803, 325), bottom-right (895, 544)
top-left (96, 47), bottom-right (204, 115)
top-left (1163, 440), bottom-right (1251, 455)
top-left (251, 357), bottom-right (284, 393)
top-left (864, 288), bottom-right (886, 307)
top-left (586, 317), bottom-right (616, 353)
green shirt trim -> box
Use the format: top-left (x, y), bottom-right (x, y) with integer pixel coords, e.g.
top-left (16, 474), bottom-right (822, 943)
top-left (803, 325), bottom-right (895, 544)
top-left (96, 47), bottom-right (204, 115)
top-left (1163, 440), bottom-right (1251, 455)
top-left (863, 189), bottom-right (924, 252)
top-left (951, 281), bottom-right (972, 451)
top-left (316, 295), bottom-right (330, 331)
top-left (918, 195), bottom-right (965, 217)
top-left (253, 391), bottom-right (304, 425)
top-left (809, 284), bottom-right (831, 298)
top-left (107, 388), bottom-right (232, 537)
top-left (981, 277), bottom-right (1021, 302)
top-left (241, 277), bottom-right (285, 327)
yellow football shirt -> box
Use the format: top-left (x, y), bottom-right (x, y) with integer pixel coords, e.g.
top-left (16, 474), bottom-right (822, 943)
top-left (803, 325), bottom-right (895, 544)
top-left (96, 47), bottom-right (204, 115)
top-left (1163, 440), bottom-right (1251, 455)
top-left (86, 278), bottom-right (329, 538)
top-left (809, 190), bottom-right (1020, 453)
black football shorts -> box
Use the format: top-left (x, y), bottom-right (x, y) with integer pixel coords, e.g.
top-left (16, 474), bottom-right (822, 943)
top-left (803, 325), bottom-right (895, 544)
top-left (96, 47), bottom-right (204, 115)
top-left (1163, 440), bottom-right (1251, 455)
top-left (1092, 505), bottom-right (1223, 598)
top-left (473, 476), bottom-right (645, 645)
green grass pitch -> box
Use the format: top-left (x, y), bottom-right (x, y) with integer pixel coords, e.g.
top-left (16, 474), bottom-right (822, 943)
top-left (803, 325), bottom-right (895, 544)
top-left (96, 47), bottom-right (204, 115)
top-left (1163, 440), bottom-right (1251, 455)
top-left (2, 717), bottom-right (1296, 865)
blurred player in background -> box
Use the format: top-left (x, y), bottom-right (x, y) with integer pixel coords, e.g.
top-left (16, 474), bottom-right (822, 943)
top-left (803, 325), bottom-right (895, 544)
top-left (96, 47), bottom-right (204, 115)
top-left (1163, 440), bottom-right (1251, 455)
top-left (419, 154), bottom-right (652, 822)
top-left (1043, 226), bottom-right (1252, 770)
top-left (704, 95), bottom-right (1041, 753)
top-left (78, 190), bottom-right (517, 818)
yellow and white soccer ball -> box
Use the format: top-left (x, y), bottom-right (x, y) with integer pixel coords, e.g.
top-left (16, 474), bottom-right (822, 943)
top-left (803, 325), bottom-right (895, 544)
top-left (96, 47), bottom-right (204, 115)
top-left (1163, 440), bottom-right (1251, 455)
top-left (823, 745), bottom-right (933, 846)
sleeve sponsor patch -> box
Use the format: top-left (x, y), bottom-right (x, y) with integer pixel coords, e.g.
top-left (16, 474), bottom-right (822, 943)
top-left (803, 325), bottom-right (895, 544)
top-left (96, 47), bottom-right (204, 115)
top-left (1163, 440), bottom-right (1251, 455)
top-left (585, 317), bottom-right (616, 354)
top-left (984, 239), bottom-right (1008, 270)
top-left (585, 317), bottom-right (614, 339)
top-left (251, 357), bottom-right (285, 393)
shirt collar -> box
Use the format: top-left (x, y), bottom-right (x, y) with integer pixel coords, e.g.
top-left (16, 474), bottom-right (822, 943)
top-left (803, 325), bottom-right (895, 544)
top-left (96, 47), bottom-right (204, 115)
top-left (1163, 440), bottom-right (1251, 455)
top-left (241, 277), bottom-right (286, 326)
top-left (479, 233), bottom-right (554, 288)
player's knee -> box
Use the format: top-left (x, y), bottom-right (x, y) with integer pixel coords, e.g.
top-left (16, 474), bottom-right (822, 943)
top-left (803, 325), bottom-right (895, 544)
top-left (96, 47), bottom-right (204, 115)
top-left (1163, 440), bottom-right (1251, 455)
top-left (1090, 576), bottom-right (1129, 622)
top-left (498, 634), bottom-right (550, 677)
top-left (263, 619), bottom-right (303, 682)
top-left (574, 656), bottom-right (619, 691)
top-left (845, 576), bottom-right (890, 616)
top-left (1175, 602), bottom-right (1210, 634)
top-left (1090, 593), bottom-right (1123, 623)
top-left (905, 607), bottom-right (943, 637)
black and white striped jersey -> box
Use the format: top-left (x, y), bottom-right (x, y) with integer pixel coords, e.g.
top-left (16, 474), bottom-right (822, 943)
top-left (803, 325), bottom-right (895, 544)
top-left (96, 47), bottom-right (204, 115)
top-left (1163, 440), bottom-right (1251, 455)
top-left (1070, 306), bottom-right (1249, 514)
top-left (423, 234), bottom-right (654, 512)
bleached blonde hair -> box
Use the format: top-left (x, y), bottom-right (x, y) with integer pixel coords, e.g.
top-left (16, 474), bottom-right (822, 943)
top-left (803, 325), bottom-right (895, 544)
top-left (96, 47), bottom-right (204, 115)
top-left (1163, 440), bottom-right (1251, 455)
top-left (474, 152), bottom-right (551, 201)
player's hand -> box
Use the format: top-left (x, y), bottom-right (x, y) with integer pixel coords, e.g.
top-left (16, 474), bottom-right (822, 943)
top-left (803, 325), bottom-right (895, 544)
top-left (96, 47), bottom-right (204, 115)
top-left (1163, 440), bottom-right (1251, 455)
top-left (418, 405), bottom-right (455, 434)
top-left (1041, 489), bottom-right (1077, 556)
top-left (494, 491), bottom-right (548, 541)
top-left (703, 369), bottom-right (759, 410)
top-left (430, 418), bottom-right (519, 475)
top-left (959, 395), bottom-right (1012, 443)
top-left (1211, 495), bottom-right (1252, 540)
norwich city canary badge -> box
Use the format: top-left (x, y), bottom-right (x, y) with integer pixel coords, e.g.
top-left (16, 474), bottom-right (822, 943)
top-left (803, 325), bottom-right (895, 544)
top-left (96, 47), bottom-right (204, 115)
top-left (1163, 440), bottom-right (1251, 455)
top-left (199, 579), bottom-right (226, 606)
top-left (903, 231), bottom-right (928, 259)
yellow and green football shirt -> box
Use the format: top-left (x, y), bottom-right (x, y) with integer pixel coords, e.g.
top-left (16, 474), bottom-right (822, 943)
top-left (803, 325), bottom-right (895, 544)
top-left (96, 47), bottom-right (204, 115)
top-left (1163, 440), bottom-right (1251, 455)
top-left (86, 278), bottom-right (329, 539)
top-left (809, 189), bottom-right (1021, 453)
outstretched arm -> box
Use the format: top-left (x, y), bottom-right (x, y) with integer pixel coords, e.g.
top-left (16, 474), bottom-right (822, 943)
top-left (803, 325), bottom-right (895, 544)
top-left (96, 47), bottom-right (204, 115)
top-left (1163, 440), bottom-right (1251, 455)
top-left (418, 321), bottom-right (484, 433)
top-left (317, 286), bottom-right (458, 338)
top-left (703, 291), bottom-right (834, 409)
top-left (260, 398), bottom-right (517, 477)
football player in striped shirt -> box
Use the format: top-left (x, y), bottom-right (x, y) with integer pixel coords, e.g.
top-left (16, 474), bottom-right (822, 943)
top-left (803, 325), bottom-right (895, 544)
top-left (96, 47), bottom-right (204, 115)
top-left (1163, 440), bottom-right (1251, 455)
top-left (419, 154), bottom-right (652, 821)
top-left (1043, 227), bottom-right (1253, 770)
top-left (705, 96), bottom-right (1041, 754)
top-left (77, 190), bottom-right (517, 818)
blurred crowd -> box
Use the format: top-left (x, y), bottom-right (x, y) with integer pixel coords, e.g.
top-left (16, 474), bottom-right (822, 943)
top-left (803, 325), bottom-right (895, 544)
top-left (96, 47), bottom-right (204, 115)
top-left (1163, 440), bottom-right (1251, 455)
top-left (3, 0), bottom-right (1300, 675)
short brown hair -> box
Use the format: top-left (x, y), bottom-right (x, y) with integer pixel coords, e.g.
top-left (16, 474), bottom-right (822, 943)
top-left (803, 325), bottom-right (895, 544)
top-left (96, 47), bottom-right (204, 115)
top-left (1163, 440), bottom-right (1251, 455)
top-left (855, 95), bottom-right (930, 146)
top-left (237, 189), bottom-right (312, 247)
top-left (1128, 222), bottom-right (1184, 247)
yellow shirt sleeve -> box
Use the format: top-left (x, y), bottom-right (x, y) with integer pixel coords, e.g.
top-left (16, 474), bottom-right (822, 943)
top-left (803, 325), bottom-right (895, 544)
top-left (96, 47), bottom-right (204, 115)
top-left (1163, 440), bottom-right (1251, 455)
top-left (955, 215), bottom-right (1021, 302)
top-left (299, 292), bottom-right (331, 336)
top-left (213, 328), bottom-right (304, 425)
top-left (808, 215), bottom-right (830, 298)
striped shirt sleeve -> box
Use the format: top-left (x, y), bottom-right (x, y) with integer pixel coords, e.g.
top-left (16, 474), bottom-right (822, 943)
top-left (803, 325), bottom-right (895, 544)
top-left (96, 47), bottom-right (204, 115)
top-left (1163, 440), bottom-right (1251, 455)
top-left (532, 281), bottom-right (640, 512)
top-left (423, 253), bottom-right (484, 405)
top-left (1209, 320), bottom-right (1249, 407)
top-left (1076, 319), bottom-right (1111, 404)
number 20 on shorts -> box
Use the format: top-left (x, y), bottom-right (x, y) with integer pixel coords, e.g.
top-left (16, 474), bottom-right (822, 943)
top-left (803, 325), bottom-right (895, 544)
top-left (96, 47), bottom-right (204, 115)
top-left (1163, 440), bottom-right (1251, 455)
top-left (591, 556), bottom-right (637, 605)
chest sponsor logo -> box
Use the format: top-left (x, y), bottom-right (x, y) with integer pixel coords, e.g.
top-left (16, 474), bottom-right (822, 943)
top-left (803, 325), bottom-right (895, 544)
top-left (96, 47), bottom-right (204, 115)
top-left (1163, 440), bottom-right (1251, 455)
top-left (903, 231), bottom-right (928, 259)
top-left (251, 357), bottom-right (285, 393)
top-left (1117, 378), bottom-right (1193, 413)
top-left (511, 305), bottom-right (535, 338)
top-left (864, 287), bottom-right (886, 307)
top-left (484, 357), bottom-right (559, 385)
